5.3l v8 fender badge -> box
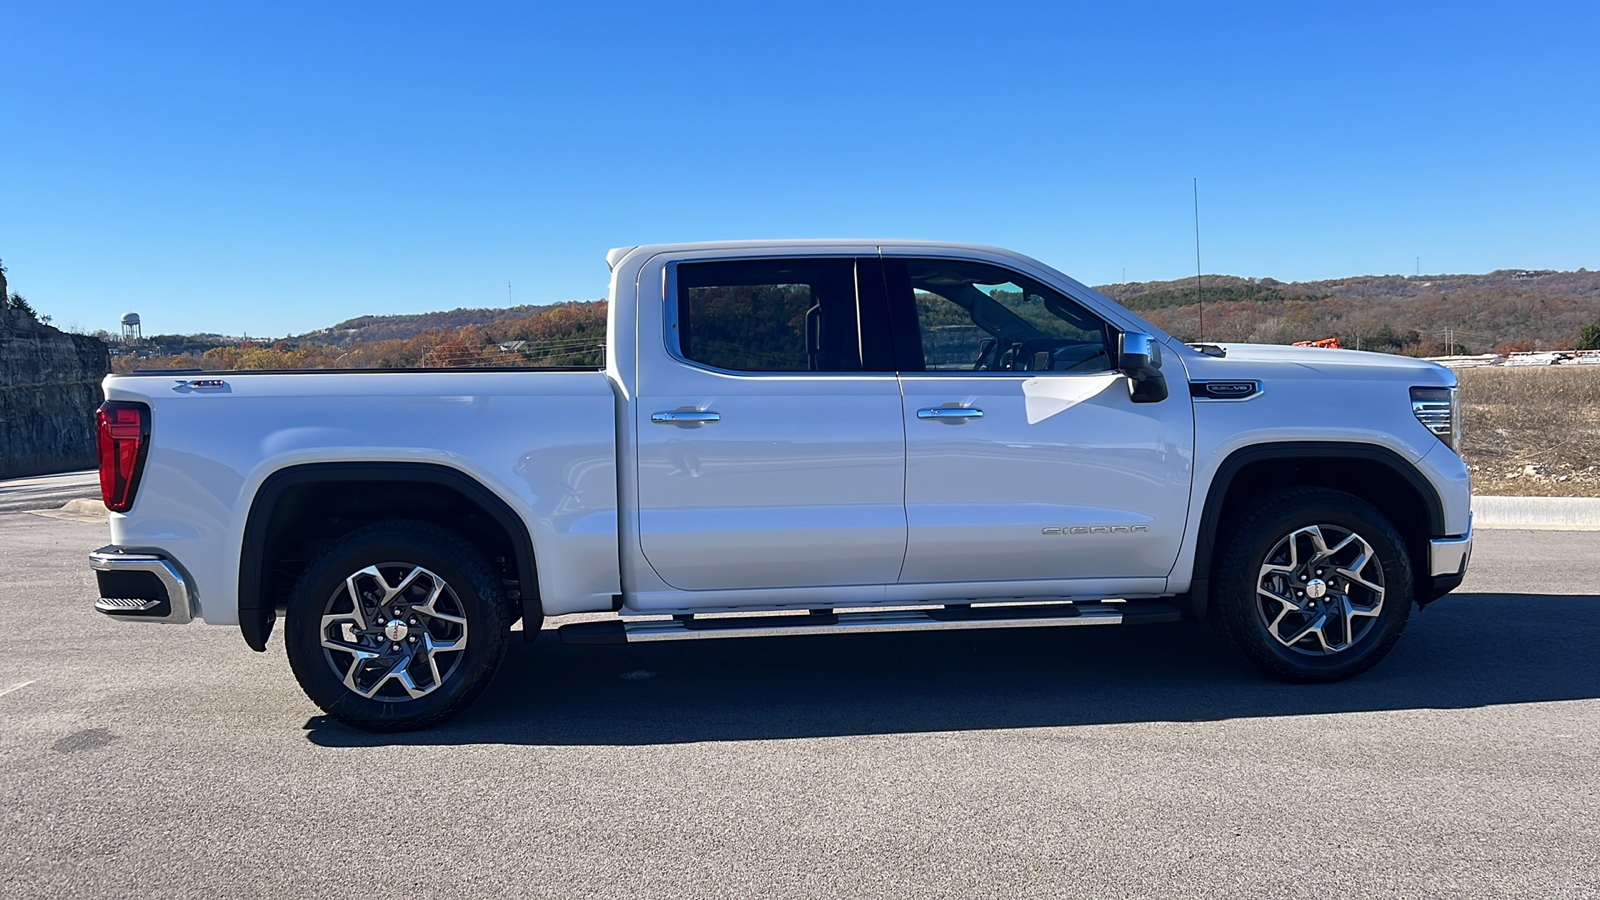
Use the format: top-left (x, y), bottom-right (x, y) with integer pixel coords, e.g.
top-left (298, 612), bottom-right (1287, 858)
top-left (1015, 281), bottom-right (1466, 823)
top-left (1042, 525), bottom-right (1151, 535)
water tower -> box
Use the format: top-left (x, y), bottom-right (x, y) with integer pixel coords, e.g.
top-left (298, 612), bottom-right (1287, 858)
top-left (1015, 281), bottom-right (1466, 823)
top-left (121, 312), bottom-right (142, 341)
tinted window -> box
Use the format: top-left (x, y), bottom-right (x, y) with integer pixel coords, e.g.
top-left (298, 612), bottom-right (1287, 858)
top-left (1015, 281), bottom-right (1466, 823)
top-left (901, 260), bottom-right (1112, 373)
top-left (676, 259), bottom-right (864, 372)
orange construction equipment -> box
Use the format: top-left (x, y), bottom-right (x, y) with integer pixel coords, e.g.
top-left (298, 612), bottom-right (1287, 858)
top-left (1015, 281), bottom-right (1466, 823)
top-left (1293, 337), bottom-right (1344, 349)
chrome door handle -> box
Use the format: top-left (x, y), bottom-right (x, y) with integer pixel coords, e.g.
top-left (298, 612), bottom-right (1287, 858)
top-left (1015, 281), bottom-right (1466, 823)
top-left (917, 407), bottom-right (983, 420)
top-left (651, 410), bottom-right (721, 425)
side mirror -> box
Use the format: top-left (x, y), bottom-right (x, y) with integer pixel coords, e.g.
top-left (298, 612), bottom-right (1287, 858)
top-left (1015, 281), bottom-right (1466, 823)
top-left (1119, 332), bottom-right (1169, 403)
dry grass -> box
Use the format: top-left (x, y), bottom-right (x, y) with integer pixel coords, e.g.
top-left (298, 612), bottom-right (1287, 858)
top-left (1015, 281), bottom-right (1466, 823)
top-left (1457, 365), bottom-right (1600, 496)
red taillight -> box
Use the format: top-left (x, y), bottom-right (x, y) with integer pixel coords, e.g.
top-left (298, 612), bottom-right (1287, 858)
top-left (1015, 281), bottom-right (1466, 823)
top-left (96, 401), bottom-right (150, 513)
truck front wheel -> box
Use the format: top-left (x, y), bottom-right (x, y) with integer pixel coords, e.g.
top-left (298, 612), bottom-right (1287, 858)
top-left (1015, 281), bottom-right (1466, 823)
top-left (285, 521), bottom-right (510, 731)
top-left (1211, 488), bottom-right (1413, 682)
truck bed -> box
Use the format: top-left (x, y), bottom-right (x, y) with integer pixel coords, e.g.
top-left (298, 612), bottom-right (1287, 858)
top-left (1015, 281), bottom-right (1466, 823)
top-left (102, 368), bottom-right (621, 625)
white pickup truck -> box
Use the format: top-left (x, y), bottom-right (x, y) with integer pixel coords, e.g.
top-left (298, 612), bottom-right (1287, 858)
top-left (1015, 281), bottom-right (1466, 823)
top-left (90, 241), bottom-right (1473, 730)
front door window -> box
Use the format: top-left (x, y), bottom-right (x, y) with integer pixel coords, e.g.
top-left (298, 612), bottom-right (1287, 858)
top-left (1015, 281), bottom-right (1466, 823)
top-left (904, 260), bottom-right (1113, 374)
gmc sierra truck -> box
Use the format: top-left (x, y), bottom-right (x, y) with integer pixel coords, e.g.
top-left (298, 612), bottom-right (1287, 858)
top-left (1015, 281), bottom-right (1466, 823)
top-left (89, 241), bottom-right (1473, 730)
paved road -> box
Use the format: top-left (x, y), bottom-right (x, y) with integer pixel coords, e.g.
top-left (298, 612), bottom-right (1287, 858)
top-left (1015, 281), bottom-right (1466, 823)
top-left (0, 470), bottom-right (97, 513)
top-left (1, 511), bottom-right (1596, 899)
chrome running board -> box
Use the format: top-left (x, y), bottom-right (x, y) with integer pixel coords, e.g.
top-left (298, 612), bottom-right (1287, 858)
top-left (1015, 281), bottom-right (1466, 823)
top-left (558, 600), bottom-right (1180, 645)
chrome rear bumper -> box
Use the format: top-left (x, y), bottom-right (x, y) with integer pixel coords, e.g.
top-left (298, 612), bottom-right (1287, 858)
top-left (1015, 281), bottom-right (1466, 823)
top-left (89, 546), bottom-right (195, 624)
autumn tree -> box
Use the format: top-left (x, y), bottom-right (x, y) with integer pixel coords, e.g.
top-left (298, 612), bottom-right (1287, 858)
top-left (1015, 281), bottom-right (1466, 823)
top-left (422, 339), bottom-right (480, 367)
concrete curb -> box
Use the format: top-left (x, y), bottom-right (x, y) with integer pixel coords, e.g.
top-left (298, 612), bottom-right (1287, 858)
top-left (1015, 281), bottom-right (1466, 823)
top-left (0, 469), bottom-right (100, 513)
top-left (1472, 495), bottom-right (1600, 530)
top-left (27, 497), bottom-right (109, 524)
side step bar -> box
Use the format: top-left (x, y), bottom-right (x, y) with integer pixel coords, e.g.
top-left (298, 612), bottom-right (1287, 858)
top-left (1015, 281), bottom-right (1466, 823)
top-left (559, 600), bottom-right (1181, 645)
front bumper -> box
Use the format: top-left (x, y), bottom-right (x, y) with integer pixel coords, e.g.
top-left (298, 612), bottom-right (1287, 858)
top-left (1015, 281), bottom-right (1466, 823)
top-left (1422, 519), bottom-right (1473, 604)
top-left (89, 546), bottom-right (195, 624)
top-left (1428, 523), bottom-right (1473, 578)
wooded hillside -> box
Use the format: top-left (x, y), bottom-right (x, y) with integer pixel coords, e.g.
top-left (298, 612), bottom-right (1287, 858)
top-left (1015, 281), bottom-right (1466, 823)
top-left (1101, 269), bottom-right (1600, 354)
top-left (113, 267), bottom-right (1600, 372)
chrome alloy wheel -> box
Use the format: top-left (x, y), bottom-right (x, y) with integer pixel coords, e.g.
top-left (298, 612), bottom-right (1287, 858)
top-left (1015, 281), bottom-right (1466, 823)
top-left (319, 563), bottom-right (469, 701)
top-left (1256, 524), bottom-right (1385, 656)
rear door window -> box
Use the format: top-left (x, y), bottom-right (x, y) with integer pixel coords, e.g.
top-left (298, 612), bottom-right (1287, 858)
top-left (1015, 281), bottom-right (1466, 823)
top-left (674, 258), bottom-right (891, 373)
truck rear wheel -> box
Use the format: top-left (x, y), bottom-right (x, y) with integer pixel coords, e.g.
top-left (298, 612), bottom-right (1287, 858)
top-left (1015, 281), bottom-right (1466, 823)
top-left (285, 520), bottom-right (510, 731)
top-left (1211, 488), bottom-right (1413, 682)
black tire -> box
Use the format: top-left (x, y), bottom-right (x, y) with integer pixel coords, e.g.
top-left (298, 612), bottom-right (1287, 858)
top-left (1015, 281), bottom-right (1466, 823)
top-left (285, 520), bottom-right (510, 731)
top-left (1211, 487), bottom-right (1413, 683)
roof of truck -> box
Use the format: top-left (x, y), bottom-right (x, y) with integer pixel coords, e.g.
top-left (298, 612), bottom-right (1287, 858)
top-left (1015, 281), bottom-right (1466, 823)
top-left (606, 239), bottom-right (1026, 271)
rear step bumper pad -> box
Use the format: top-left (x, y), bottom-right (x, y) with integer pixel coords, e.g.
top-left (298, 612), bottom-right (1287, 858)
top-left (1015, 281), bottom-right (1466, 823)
top-left (89, 546), bottom-right (194, 624)
top-left (559, 600), bottom-right (1180, 645)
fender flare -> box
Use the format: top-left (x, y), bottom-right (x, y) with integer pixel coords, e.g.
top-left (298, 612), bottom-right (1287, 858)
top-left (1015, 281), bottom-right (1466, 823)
top-left (238, 462), bottom-right (539, 651)
top-left (1185, 441), bottom-right (1445, 616)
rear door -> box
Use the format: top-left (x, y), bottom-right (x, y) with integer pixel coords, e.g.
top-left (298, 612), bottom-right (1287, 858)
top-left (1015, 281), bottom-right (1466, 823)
top-left (633, 256), bottom-right (907, 592)
top-left (885, 256), bottom-right (1195, 586)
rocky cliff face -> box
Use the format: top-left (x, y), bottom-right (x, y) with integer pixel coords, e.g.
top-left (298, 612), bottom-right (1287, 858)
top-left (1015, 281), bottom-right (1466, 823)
top-left (1, 309), bottom-right (111, 479)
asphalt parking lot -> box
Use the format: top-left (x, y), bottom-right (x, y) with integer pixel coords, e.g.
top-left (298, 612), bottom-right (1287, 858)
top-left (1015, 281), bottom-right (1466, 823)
top-left (2, 504), bottom-right (1597, 899)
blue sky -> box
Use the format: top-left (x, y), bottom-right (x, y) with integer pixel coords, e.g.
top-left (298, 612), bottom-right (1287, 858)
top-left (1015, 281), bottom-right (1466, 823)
top-left (3, 1), bottom-right (1597, 337)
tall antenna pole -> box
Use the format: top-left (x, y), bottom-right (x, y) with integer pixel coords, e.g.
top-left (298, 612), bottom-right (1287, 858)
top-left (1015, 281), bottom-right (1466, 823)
top-left (1193, 177), bottom-right (1205, 341)
top-left (508, 281), bottom-right (512, 306)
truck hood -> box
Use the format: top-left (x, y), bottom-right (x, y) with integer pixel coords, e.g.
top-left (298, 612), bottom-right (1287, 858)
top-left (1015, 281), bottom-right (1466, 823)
top-left (1178, 343), bottom-right (1456, 385)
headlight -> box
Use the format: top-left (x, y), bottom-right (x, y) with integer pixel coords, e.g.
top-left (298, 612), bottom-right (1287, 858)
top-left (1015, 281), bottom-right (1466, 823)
top-left (1410, 386), bottom-right (1460, 453)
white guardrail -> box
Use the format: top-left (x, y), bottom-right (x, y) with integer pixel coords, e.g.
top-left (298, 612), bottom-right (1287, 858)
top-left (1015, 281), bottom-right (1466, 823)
top-left (1427, 350), bottom-right (1600, 368)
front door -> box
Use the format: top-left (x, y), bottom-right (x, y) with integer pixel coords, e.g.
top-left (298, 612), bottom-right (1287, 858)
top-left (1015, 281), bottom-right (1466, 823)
top-left (634, 256), bottom-right (907, 592)
top-left (885, 257), bottom-right (1195, 586)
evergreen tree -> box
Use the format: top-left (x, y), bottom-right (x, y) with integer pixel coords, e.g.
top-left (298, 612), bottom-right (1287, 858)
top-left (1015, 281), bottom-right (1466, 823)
top-left (6, 292), bottom-right (37, 318)
top-left (1577, 323), bottom-right (1600, 352)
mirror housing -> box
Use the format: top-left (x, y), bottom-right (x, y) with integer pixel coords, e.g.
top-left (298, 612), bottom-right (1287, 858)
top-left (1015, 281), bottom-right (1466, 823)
top-left (1119, 332), bottom-right (1168, 403)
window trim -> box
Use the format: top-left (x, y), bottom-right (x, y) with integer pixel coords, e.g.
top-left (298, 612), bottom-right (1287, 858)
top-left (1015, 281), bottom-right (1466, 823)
top-left (664, 257), bottom-right (897, 378)
top-left (883, 256), bottom-right (1120, 378)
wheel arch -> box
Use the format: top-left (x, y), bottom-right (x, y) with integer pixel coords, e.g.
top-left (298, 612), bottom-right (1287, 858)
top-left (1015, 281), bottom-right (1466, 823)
top-left (1186, 441), bottom-right (1445, 620)
top-left (238, 462), bottom-right (540, 652)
